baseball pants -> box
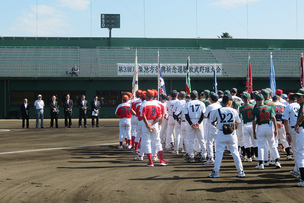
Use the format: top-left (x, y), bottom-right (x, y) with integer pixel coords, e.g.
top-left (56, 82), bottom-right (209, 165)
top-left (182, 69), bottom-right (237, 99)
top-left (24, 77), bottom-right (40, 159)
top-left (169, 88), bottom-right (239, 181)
top-left (119, 118), bottom-right (131, 142)
top-left (142, 121), bottom-right (162, 154)
top-left (166, 116), bottom-right (175, 149)
top-left (296, 127), bottom-right (304, 168)
top-left (187, 123), bottom-right (206, 159)
top-left (206, 122), bottom-right (218, 161)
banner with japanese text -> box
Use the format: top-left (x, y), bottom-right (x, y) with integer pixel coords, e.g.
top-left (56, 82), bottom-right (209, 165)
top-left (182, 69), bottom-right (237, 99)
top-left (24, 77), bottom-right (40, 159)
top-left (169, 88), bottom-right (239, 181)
top-left (117, 63), bottom-right (222, 76)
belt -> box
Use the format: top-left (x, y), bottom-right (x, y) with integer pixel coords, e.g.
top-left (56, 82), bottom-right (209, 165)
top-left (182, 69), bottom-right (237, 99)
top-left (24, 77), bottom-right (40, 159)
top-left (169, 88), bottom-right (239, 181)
top-left (291, 126), bottom-right (295, 128)
top-left (243, 121), bottom-right (252, 124)
top-left (182, 120), bottom-right (186, 122)
top-left (258, 122), bottom-right (269, 126)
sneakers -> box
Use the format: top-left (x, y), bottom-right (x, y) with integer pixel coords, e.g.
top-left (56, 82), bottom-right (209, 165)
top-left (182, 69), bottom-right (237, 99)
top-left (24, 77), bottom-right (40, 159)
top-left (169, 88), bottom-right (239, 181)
top-left (152, 156), bottom-right (159, 161)
top-left (238, 171), bottom-right (245, 178)
top-left (290, 170), bottom-right (300, 177)
top-left (189, 158), bottom-right (195, 163)
top-left (178, 148), bottom-right (184, 153)
top-left (252, 155), bottom-right (259, 161)
top-left (269, 161), bottom-right (276, 166)
top-left (127, 145), bottom-right (132, 150)
top-left (147, 163), bottom-right (154, 167)
top-left (255, 164), bottom-right (264, 170)
top-left (209, 171), bottom-right (220, 178)
top-left (134, 156), bottom-right (143, 161)
top-left (172, 150), bottom-right (179, 154)
top-left (298, 179), bottom-right (304, 187)
top-left (263, 162), bottom-right (269, 166)
top-left (287, 155), bottom-right (293, 160)
top-left (118, 145), bottom-right (123, 149)
top-left (204, 159), bottom-right (214, 165)
top-left (160, 160), bottom-right (168, 166)
top-left (200, 157), bottom-right (207, 163)
top-left (124, 144), bottom-right (128, 148)
top-left (183, 153), bottom-right (190, 159)
top-left (244, 157), bottom-right (252, 162)
top-left (275, 162), bottom-right (281, 168)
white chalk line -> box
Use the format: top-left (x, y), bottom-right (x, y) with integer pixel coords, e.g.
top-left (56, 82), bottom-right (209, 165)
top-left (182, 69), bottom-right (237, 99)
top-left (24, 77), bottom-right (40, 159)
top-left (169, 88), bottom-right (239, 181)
top-left (0, 142), bottom-right (119, 155)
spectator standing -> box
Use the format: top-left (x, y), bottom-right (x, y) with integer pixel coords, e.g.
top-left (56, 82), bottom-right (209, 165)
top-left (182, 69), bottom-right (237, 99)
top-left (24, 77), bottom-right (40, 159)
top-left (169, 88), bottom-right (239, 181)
top-left (64, 94), bottom-right (73, 128)
top-left (20, 98), bottom-right (30, 128)
top-left (79, 95), bottom-right (88, 128)
top-left (50, 95), bottom-right (59, 128)
top-left (34, 94), bottom-right (45, 128)
top-left (91, 96), bottom-right (101, 127)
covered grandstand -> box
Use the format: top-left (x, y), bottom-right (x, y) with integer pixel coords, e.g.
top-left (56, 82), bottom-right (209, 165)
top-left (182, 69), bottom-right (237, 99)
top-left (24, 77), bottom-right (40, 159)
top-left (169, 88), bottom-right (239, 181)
top-left (0, 37), bottom-right (302, 118)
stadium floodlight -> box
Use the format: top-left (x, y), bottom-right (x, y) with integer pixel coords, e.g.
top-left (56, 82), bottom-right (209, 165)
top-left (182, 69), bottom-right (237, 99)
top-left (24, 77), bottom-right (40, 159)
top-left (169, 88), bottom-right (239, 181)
top-left (101, 14), bottom-right (120, 47)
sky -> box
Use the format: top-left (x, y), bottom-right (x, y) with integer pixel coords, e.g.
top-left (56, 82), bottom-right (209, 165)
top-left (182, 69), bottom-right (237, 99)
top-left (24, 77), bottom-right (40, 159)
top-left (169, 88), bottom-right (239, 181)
top-left (1, 0), bottom-right (303, 39)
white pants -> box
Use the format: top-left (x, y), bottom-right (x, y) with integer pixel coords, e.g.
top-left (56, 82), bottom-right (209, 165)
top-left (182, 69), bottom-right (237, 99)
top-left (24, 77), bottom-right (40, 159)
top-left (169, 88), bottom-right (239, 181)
top-left (187, 123), bottom-right (206, 159)
top-left (159, 118), bottom-right (168, 141)
top-left (174, 120), bottom-right (183, 150)
top-left (277, 125), bottom-right (289, 149)
top-left (236, 122), bottom-right (243, 147)
top-left (243, 122), bottom-right (257, 148)
top-left (213, 130), bottom-right (243, 173)
top-left (166, 116), bottom-right (175, 149)
top-left (131, 115), bottom-right (138, 138)
top-left (181, 121), bottom-right (188, 153)
top-left (142, 121), bottom-right (163, 154)
top-left (135, 120), bottom-right (143, 142)
top-left (290, 127), bottom-right (299, 172)
top-left (296, 127), bottom-right (304, 168)
top-left (119, 118), bottom-right (131, 142)
top-left (256, 123), bottom-right (280, 161)
top-left (206, 122), bottom-right (218, 160)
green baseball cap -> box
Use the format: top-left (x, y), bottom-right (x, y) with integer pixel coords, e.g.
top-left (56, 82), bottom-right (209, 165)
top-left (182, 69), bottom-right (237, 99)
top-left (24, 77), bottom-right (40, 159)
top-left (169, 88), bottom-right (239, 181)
top-left (255, 93), bottom-right (264, 101)
top-left (242, 92), bottom-right (251, 100)
top-left (261, 89), bottom-right (269, 96)
top-left (203, 90), bottom-right (210, 95)
top-left (224, 90), bottom-right (231, 95)
top-left (295, 89), bottom-right (304, 96)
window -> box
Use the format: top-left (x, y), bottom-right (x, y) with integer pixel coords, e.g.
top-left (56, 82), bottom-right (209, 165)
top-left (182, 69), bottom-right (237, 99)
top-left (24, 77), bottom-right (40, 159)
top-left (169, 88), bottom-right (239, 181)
top-left (95, 90), bottom-right (126, 107)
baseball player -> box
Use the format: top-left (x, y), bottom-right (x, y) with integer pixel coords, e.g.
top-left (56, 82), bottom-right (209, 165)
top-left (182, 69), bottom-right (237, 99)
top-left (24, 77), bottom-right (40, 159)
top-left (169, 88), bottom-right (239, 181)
top-left (239, 92), bottom-right (257, 162)
top-left (184, 90), bottom-right (206, 163)
top-left (159, 93), bottom-right (168, 145)
top-left (282, 93), bottom-right (300, 178)
top-left (294, 89), bottom-right (304, 186)
top-left (273, 95), bottom-right (292, 159)
top-left (204, 93), bottom-right (221, 165)
top-left (134, 91), bottom-right (146, 160)
top-left (130, 90), bottom-right (142, 149)
top-left (253, 93), bottom-right (281, 169)
top-left (115, 95), bottom-right (132, 149)
top-left (173, 91), bottom-right (186, 154)
top-left (141, 89), bottom-right (168, 167)
top-left (165, 90), bottom-right (179, 151)
top-left (209, 94), bottom-right (245, 178)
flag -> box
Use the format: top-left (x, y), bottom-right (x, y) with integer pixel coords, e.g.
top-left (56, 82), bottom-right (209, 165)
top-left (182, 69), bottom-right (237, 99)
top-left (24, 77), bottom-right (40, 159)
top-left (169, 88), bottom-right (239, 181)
top-left (270, 52), bottom-right (276, 96)
top-left (158, 51), bottom-right (166, 100)
top-left (186, 56), bottom-right (191, 94)
top-left (213, 69), bottom-right (218, 93)
top-left (301, 53), bottom-right (304, 88)
top-left (246, 55), bottom-right (253, 93)
top-left (132, 49), bottom-right (138, 97)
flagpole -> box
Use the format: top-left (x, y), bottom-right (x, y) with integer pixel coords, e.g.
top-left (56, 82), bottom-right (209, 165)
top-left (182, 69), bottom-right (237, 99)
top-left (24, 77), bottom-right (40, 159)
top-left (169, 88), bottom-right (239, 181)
top-left (158, 50), bottom-right (160, 101)
top-left (301, 53), bottom-right (304, 88)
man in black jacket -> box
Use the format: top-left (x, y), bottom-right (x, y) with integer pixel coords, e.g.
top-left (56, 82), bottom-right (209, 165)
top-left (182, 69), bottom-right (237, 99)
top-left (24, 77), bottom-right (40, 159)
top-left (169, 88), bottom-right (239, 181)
top-left (50, 95), bottom-right (59, 128)
top-left (63, 94), bottom-right (73, 128)
top-left (79, 95), bottom-right (88, 128)
top-left (91, 96), bottom-right (101, 127)
top-left (20, 98), bottom-right (30, 128)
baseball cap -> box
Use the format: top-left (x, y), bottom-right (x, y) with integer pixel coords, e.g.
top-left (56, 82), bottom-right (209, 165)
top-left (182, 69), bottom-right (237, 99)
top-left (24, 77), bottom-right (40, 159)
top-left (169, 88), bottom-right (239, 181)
top-left (295, 89), bottom-right (304, 96)
top-left (255, 93), bottom-right (264, 101)
top-left (224, 90), bottom-right (231, 95)
top-left (222, 94), bottom-right (233, 103)
top-left (135, 89), bottom-right (142, 96)
top-left (282, 94), bottom-right (288, 99)
top-left (209, 93), bottom-right (218, 102)
top-left (266, 88), bottom-right (273, 96)
top-left (288, 92), bottom-right (294, 98)
top-left (146, 89), bottom-right (155, 97)
top-left (203, 90), bottom-right (210, 96)
top-left (289, 94), bottom-right (296, 101)
top-left (122, 95), bottom-right (129, 101)
top-left (126, 92), bottom-right (133, 98)
top-left (276, 89), bottom-right (283, 95)
top-left (185, 95), bottom-right (190, 102)
top-left (152, 89), bottom-right (158, 97)
top-left (218, 90), bottom-right (224, 97)
top-left (231, 88), bottom-right (237, 94)
top-left (261, 89), bottom-right (269, 96)
top-left (190, 90), bottom-right (198, 99)
top-left (170, 90), bottom-right (178, 98)
top-left (38, 94), bottom-right (42, 97)
top-left (179, 91), bottom-right (186, 98)
top-left (242, 92), bottom-right (251, 100)
top-left (141, 91), bottom-right (147, 97)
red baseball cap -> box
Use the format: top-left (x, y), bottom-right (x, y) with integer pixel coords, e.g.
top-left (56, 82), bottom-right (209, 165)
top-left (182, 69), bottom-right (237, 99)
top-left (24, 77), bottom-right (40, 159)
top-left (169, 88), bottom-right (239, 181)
top-left (288, 92), bottom-right (294, 98)
top-left (276, 89), bottom-right (283, 95)
top-left (126, 92), bottom-right (133, 98)
top-left (146, 89), bottom-right (155, 97)
top-left (141, 91), bottom-right (146, 97)
top-left (122, 95), bottom-right (129, 101)
top-left (152, 89), bottom-right (158, 97)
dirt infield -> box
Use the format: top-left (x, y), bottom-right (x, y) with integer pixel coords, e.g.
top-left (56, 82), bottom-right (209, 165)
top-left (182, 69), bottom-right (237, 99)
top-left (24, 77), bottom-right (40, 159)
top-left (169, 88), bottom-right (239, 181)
top-left (0, 119), bottom-right (302, 203)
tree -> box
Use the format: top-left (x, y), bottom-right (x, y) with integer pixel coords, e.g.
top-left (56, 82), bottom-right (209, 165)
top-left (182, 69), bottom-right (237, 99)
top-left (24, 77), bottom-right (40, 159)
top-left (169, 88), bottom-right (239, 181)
top-left (218, 32), bottom-right (233, 39)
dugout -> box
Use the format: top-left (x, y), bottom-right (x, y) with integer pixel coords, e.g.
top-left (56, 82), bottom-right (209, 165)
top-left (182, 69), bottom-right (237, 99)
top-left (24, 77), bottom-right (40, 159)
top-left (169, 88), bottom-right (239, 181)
top-left (0, 37), bottom-right (302, 118)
